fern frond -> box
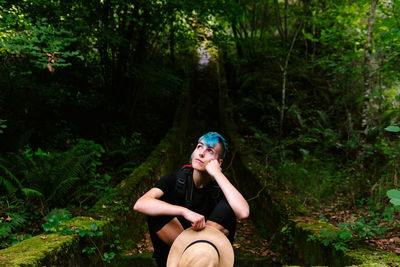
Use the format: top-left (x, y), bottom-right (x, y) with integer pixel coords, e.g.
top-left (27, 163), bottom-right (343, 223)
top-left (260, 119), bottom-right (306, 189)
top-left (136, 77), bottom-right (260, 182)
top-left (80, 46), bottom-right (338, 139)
top-left (45, 208), bottom-right (71, 220)
top-left (0, 212), bottom-right (27, 239)
top-left (6, 212), bottom-right (27, 227)
top-left (46, 176), bottom-right (79, 203)
top-left (0, 163), bottom-right (23, 193)
top-left (0, 175), bottom-right (17, 194)
top-left (0, 224), bottom-right (12, 239)
top-left (59, 153), bottom-right (87, 180)
top-left (21, 188), bottom-right (43, 198)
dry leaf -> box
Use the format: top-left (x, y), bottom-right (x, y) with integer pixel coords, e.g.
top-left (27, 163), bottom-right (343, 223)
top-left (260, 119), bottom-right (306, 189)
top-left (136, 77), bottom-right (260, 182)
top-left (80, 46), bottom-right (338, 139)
top-left (233, 243), bottom-right (241, 248)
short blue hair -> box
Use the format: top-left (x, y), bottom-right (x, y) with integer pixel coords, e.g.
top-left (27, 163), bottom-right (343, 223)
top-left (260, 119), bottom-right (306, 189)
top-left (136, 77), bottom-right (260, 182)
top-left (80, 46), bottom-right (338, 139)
top-left (198, 132), bottom-right (228, 159)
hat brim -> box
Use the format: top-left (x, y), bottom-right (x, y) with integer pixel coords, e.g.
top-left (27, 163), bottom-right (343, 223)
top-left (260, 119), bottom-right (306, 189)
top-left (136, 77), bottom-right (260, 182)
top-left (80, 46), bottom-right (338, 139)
top-left (167, 225), bottom-right (234, 267)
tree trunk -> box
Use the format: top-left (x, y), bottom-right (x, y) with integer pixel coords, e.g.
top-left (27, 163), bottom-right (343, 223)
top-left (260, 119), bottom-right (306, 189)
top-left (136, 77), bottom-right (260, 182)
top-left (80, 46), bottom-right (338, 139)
top-left (360, 0), bottom-right (378, 142)
top-left (279, 24), bottom-right (303, 138)
top-left (273, 0), bottom-right (285, 40)
top-left (231, 22), bottom-right (244, 58)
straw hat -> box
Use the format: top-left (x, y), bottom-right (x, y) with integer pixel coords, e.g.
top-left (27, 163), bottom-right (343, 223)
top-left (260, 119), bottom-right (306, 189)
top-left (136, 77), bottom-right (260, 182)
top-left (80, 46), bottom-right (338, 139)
top-left (167, 226), bottom-right (234, 267)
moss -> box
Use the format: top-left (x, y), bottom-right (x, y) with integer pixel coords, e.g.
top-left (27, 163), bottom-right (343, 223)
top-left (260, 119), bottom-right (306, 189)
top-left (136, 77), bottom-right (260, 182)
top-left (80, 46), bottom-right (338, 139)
top-left (291, 216), bottom-right (400, 266)
top-left (0, 234), bottom-right (76, 267)
top-left (293, 217), bottom-right (338, 235)
top-left (0, 216), bottom-right (107, 267)
top-left (345, 247), bottom-right (400, 266)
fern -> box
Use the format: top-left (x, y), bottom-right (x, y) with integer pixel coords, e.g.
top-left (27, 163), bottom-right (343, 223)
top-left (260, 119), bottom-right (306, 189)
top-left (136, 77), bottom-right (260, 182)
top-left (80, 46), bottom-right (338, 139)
top-left (0, 158), bottom-right (44, 198)
top-left (1, 139), bottom-right (104, 208)
top-left (0, 212), bottom-right (27, 239)
top-left (0, 162), bottom-right (22, 194)
top-left (20, 140), bottom-right (104, 205)
top-left (46, 176), bottom-right (80, 203)
top-left (21, 188), bottom-right (43, 198)
top-left (0, 224), bottom-right (12, 239)
top-left (42, 208), bottom-right (71, 232)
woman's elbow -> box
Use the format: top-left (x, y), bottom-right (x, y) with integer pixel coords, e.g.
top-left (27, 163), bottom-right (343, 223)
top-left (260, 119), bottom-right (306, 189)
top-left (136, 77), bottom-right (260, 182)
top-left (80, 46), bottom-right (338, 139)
top-left (133, 198), bottom-right (143, 212)
top-left (237, 208), bottom-right (250, 220)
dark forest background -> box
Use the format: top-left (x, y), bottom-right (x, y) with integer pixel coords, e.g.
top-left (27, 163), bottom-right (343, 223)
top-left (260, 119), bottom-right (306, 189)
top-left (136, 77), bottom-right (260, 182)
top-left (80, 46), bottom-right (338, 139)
top-left (1, 0), bottom-right (400, 257)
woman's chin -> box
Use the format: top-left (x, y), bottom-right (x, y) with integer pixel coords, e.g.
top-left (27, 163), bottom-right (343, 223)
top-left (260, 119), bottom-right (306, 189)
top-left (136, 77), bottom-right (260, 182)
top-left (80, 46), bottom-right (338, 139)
top-left (192, 162), bottom-right (205, 171)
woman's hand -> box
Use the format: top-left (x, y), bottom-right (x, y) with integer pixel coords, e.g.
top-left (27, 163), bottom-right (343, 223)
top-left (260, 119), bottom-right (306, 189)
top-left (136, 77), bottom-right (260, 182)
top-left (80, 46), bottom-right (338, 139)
top-left (205, 159), bottom-right (222, 178)
top-left (182, 208), bottom-right (205, 230)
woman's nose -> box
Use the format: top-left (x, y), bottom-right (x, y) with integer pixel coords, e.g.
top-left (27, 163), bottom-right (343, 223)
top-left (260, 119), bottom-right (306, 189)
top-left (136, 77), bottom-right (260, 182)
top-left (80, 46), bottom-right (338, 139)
top-left (199, 148), bottom-right (204, 157)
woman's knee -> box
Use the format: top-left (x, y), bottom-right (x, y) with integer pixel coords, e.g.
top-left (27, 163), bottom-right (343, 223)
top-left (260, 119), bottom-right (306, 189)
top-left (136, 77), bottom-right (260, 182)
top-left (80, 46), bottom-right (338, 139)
top-left (206, 220), bottom-right (229, 236)
top-left (156, 217), bottom-right (184, 245)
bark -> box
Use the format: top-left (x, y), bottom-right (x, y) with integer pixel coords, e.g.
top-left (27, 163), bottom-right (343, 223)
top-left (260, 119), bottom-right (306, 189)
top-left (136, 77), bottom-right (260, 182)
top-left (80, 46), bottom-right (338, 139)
top-left (361, 0), bottom-right (378, 138)
top-left (169, 19), bottom-right (176, 65)
top-left (273, 0), bottom-right (285, 40)
top-left (231, 22), bottom-right (244, 58)
top-left (279, 23), bottom-right (303, 137)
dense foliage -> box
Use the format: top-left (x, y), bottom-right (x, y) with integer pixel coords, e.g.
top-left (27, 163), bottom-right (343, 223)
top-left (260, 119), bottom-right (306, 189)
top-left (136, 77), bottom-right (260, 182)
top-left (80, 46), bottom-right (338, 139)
top-left (1, 0), bottom-right (400, 257)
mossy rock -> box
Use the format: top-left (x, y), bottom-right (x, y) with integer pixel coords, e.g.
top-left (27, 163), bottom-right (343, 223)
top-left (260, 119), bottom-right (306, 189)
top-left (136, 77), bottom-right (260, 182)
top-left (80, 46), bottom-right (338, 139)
top-left (291, 216), bottom-right (400, 266)
top-left (345, 247), bottom-right (400, 266)
top-left (0, 216), bottom-right (108, 267)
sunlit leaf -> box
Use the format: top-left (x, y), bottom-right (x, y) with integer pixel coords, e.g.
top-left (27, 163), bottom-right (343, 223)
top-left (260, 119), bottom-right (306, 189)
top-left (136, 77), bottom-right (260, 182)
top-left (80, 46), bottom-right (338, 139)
top-left (387, 189), bottom-right (400, 199)
top-left (385, 126), bottom-right (400, 133)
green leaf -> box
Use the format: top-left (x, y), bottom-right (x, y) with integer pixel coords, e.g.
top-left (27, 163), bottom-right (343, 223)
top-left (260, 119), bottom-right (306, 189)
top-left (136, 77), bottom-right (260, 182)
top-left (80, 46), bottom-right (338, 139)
top-left (385, 126), bottom-right (400, 132)
top-left (387, 189), bottom-right (400, 199)
top-left (90, 223), bottom-right (98, 232)
top-left (390, 198), bottom-right (400, 206)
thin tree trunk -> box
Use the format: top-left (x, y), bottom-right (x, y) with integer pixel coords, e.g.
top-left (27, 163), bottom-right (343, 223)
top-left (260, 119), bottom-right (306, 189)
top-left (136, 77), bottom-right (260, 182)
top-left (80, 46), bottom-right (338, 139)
top-left (273, 0), bottom-right (285, 40)
top-left (279, 23), bottom-right (303, 137)
top-left (284, 0), bottom-right (288, 39)
top-left (361, 0), bottom-right (378, 140)
top-left (231, 22), bottom-right (244, 58)
top-left (169, 18), bottom-right (176, 65)
top-left (356, 0), bottom-right (378, 170)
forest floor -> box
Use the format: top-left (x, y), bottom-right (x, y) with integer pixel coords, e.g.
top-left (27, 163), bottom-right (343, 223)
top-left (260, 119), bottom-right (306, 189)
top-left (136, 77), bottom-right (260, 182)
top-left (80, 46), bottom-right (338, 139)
top-left (126, 218), bottom-right (281, 264)
top-left (308, 202), bottom-right (400, 255)
top-left (126, 203), bottom-right (400, 262)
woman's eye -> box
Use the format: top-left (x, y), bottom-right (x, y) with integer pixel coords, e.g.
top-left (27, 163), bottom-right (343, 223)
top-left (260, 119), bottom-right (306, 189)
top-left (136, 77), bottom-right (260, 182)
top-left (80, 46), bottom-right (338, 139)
top-left (208, 149), bottom-right (214, 154)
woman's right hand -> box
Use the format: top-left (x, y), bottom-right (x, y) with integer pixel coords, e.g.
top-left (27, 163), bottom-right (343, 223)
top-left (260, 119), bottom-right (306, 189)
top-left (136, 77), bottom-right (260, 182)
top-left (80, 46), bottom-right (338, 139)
top-left (182, 208), bottom-right (205, 230)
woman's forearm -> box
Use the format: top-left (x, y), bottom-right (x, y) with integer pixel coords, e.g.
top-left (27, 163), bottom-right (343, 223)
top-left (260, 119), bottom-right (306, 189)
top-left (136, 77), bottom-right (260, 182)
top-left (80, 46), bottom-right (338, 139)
top-left (134, 194), bottom-right (185, 216)
top-left (213, 173), bottom-right (250, 219)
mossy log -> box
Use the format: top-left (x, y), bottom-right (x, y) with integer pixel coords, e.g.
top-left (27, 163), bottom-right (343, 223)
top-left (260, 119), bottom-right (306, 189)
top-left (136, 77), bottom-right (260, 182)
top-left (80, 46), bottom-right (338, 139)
top-left (0, 217), bottom-right (108, 267)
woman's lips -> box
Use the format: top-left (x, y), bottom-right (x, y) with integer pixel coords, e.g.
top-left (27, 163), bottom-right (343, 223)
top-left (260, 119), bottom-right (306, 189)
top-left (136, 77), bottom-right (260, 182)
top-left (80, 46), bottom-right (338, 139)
top-left (195, 158), bottom-right (203, 163)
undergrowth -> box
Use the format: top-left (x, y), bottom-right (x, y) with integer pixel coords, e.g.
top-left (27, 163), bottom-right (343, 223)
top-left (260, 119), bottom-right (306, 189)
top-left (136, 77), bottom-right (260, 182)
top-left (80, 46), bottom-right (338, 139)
top-left (0, 132), bottom-right (149, 250)
top-left (244, 125), bottom-right (400, 253)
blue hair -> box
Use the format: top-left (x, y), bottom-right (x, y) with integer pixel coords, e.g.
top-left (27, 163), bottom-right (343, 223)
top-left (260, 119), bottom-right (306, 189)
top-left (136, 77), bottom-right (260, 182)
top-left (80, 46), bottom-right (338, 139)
top-left (198, 132), bottom-right (228, 159)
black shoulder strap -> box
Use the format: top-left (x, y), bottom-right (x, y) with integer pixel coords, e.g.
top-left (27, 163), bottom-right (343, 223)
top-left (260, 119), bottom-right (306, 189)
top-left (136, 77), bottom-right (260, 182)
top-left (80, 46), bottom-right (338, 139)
top-left (175, 165), bottom-right (194, 208)
top-left (210, 179), bottom-right (221, 203)
top-left (176, 165), bottom-right (221, 206)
